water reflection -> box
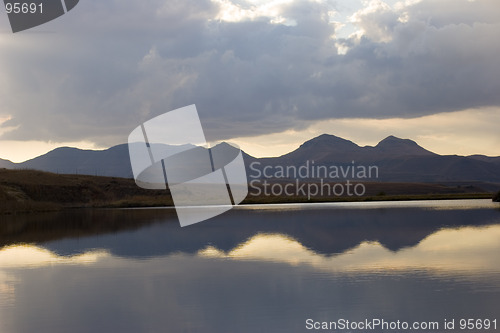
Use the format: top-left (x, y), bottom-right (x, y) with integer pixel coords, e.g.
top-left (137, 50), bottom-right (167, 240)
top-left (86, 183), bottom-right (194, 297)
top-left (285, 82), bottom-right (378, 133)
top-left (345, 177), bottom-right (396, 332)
top-left (201, 225), bottom-right (500, 275)
top-left (2, 224), bottom-right (499, 275)
top-left (0, 200), bottom-right (499, 333)
top-left (0, 245), bottom-right (108, 268)
top-left (1, 200), bottom-right (499, 259)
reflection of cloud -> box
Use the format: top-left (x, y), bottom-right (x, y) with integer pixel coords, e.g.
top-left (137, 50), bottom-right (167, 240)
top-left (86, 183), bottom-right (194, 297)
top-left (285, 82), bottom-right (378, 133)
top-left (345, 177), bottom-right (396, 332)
top-left (0, 245), bottom-right (110, 268)
top-left (238, 199), bottom-right (500, 211)
top-left (0, 224), bottom-right (498, 331)
top-left (199, 225), bottom-right (500, 274)
top-left (2, 223), bottom-right (499, 275)
top-left (0, 271), bottom-right (17, 308)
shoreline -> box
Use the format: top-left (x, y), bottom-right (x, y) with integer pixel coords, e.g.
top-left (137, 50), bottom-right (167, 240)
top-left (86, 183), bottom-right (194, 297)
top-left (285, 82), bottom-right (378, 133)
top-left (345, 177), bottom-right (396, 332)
top-left (1, 192), bottom-right (496, 215)
top-left (1, 168), bottom-right (498, 215)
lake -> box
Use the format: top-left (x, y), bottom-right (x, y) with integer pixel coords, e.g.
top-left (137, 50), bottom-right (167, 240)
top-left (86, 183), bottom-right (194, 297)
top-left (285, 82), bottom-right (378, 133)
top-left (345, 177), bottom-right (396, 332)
top-left (1, 199), bottom-right (499, 332)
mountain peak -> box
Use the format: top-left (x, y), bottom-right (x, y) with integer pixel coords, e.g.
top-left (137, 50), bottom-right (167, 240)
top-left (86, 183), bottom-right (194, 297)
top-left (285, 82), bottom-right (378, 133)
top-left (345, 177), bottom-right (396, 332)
top-left (300, 134), bottom-right (359, 149)
top-left (377, 135), bottom-right (416, 146)
top-left (381, 135), bottom-right (400, 141)
top-left (375, 136), bottom-right (435, 156)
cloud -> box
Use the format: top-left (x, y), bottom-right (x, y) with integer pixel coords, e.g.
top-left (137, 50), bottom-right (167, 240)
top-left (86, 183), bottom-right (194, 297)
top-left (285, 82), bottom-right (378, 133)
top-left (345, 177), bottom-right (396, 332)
top-left (0, 0), bottom-right (499, 147)
top-left (349, 0), bottom-right (399, 42)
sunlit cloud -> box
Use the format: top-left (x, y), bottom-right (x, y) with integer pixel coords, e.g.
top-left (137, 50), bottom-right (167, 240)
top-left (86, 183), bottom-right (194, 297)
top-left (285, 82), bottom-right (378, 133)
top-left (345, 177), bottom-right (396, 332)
top-left (349, 0), bottom-right (397, 42)
top-left (211, 0), bottom-right (298, 25)
top-left (0, 117), bottom-right (13, 136)
top-left (0, 140), bottom-right (105, 163)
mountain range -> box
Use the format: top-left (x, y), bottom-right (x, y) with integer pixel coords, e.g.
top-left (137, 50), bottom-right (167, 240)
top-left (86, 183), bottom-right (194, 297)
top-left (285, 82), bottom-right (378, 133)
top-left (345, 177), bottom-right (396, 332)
top-left (1, 134), bottom-right (499, 185)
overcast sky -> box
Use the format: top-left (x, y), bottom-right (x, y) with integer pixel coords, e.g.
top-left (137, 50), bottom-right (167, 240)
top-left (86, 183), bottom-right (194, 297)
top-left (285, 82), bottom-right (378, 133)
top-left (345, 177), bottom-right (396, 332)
top-left (1, 0), bottom-right (499, 161)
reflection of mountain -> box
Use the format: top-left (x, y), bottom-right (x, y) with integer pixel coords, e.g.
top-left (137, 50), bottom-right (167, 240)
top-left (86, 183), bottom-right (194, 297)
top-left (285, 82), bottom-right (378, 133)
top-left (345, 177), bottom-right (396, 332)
top-left (1, 204), bottom-right (499, 258)
top-left (1, 135), bottom-right (500, 183)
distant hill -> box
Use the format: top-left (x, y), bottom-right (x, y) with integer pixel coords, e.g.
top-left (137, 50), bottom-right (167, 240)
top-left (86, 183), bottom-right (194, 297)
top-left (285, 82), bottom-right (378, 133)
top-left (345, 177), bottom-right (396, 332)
top-left (468, 155), bottom-right (500, 165)
top-left (0, 158), bottom-right (14, 169)
top-left (1, 135), bottom-right (499, 185)
top-left (18, 144), bottom-right (134, 178)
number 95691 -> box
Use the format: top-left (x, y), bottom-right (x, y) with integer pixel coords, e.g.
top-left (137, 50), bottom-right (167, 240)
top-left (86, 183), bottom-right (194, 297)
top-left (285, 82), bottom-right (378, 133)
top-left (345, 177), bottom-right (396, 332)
top-left (5, 2), bottom-right (43, 14)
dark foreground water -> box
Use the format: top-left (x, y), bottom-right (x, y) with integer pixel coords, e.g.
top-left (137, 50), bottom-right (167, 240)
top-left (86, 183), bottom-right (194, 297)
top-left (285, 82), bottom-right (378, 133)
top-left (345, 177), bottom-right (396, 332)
top-left (1, 200), bottom-right (499, 333)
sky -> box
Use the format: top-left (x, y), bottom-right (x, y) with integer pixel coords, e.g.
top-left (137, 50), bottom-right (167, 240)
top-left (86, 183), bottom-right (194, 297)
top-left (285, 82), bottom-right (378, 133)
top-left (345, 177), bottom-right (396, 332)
top-left (0, 0), bottom-right (499, 162)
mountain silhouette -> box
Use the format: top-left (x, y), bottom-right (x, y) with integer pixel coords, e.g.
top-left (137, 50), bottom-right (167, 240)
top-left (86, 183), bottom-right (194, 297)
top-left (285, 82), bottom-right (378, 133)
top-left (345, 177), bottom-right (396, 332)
top-left (17, 144), bottom-right (134, 178)
top-left (1, 135), bottom-right (499, 183)
top-left (253, 135), bottom-right (500, 183)
top-left (468, 155), bottom-right (500, 165)
top-left (272, 134), bottom-right (435, 166)
top-left (0, 158), bottom-right (14, 169)
top-left (374, 135), bottom-right (435, 157)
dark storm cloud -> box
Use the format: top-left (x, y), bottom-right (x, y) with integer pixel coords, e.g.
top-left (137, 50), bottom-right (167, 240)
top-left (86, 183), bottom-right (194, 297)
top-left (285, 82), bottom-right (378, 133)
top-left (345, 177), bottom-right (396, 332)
top-left (0, 0), bottom-right (499, 145)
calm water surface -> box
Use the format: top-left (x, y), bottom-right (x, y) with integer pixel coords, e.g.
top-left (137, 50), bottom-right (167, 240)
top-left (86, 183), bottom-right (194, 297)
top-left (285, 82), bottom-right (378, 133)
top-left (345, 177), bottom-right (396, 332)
top-left (1, 200), bottom-right (499, 332)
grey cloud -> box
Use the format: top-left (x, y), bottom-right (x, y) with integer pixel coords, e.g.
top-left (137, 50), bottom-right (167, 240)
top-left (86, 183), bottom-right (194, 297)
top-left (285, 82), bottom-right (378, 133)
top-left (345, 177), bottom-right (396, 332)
top-left (1, 0), bottom-right (499, 146)
top-left (409, 0), bottom-right (500, 27)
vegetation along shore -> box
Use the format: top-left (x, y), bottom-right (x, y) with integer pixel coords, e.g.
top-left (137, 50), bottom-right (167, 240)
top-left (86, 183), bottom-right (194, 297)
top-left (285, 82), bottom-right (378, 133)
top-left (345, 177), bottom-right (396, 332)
top-left (0, 168), bottom-right (497, 215)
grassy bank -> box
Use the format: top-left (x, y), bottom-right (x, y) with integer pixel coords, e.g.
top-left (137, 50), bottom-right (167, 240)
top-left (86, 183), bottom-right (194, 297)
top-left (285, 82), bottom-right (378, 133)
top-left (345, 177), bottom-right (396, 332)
top-left (0, 169), bottom-right (173, 214)
top-left (243, 180), bottom-right (496, 204)
top-left (1, 168), bottom-right (497, 214)
top-left (242, 192), bottom-right (493, 204)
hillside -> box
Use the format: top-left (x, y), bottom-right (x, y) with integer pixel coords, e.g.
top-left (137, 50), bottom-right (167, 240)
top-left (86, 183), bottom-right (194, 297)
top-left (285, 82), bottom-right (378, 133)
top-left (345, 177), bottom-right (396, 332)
top-left (0, 169), bottom-right (173, 214)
